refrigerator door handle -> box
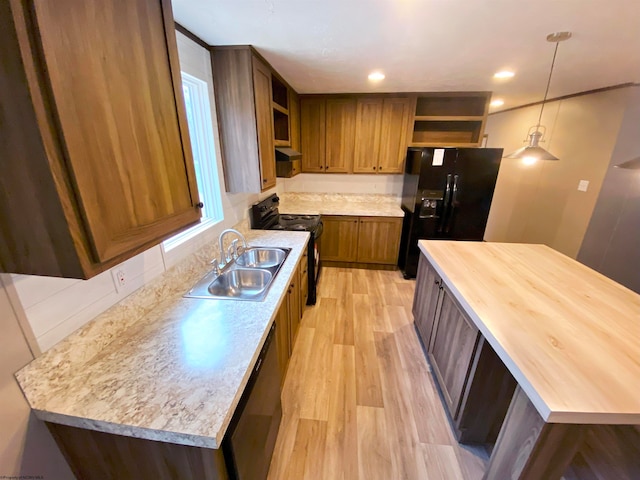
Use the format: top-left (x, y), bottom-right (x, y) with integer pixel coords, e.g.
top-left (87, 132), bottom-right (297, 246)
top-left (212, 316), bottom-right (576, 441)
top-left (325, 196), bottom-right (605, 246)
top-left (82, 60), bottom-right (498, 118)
top-left (438, 174), bottom-right (453, 233)
top-left (445, 174), bottom-right (459, 233)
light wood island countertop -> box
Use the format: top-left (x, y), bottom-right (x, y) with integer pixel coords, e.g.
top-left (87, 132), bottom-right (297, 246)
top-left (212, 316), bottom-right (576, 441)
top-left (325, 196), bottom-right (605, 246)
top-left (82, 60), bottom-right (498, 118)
top-left (418, 240), bottom-right (640, 425)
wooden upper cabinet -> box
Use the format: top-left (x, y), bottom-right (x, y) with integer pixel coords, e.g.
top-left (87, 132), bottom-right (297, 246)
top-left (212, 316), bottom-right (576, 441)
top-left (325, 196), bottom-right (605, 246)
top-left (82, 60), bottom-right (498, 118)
top-left (252, 57), bottom-right (276, 190)
top-left (300, 97), bottom-right (326, 173)
top-left (325, 98), bottom-right (356, 173)
top-left (0, 0), bottom-right (200, 278)
top-left (378, 97), bottom-right (414, 174)
top-left (211, 46), bottom-right (277, 192)
top-left (289, 90), bottom-right (301, 152)
top-left (353, 98), bottom-right (384, 173)
top-left (356, 217), bottom-right (403, 264)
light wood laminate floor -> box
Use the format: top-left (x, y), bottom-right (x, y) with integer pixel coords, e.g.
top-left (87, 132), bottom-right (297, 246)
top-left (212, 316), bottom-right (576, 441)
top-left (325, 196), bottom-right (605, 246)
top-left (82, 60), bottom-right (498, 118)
top-left (267, 267), bottom-right (487, 480)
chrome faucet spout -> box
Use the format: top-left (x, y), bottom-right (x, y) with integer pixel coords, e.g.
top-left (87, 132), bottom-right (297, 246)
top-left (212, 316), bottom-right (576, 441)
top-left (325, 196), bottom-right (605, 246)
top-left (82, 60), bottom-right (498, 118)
top-left (218, 229), bottom-right (248, 265)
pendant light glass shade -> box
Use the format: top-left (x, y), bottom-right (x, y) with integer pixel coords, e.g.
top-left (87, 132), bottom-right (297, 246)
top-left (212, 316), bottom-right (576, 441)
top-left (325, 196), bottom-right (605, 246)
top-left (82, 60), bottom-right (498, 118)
top-left (614, 156), bottom-right (640, 169)
top-left (505, 32), bottom-right (571, 163)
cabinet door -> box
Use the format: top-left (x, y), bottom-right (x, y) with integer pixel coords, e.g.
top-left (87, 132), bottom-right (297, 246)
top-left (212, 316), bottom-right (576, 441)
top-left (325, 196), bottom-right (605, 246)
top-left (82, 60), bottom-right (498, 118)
top-left (325, 98), bottom-right (356, 173)
top-left (275, 302), bottom-right (290, 386)
top-left (252, 57), bottom-right (276, 191)
top-left (289, 91), bottom-right (301, 152)
top-left (288, 264), bottom-right (301, 348)
top-left (429, 287), bottom-right (480, 419)
top-left (299, 248), bottom-right (309, 311)
top-left (356, 217), bottom-right (403, 264)
top-left (30, 0), bottom-right (200, 263)
top-left (378, 97), bottom-right (414, 174)
top-left (412, 255), bottom-right (442, 349)
top-left (353, 98), bottom-right (383, 173)
top-left (320, 216), bottom-right (359, 262)
top-left (300, 98), bottom-right (326, 172)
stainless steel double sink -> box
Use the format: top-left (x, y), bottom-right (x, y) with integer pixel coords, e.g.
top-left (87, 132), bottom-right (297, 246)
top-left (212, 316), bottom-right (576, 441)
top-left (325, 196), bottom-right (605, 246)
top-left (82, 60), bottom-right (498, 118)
top-left (184, 247), bottom-right (291, 301)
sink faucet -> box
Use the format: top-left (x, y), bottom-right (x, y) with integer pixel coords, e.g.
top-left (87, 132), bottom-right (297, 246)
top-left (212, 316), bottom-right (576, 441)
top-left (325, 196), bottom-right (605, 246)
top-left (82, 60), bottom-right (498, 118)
top-left (218, 229), bottom-right (248, 265)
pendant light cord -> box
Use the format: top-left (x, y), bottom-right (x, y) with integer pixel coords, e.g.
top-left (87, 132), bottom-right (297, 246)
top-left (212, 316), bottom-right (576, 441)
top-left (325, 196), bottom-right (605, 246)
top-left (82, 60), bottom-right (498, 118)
top-left (536, 41), bottom-right (560, 129)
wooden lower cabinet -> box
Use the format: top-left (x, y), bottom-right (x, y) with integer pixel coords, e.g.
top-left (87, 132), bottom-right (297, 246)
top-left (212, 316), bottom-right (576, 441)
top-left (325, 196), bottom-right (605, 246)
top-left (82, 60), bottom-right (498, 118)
top-left (429, 286), bottom-right (480, 419)
top-left (46, 422), bottom-right (228, 480)
top-left (320, 216), bottom-right (360, 262)
top-left (276, 302), bottom-right (291, 385)
top-left (412, 255), bottom-right (442, 349)
top-left (320, 215), bottom-right (402, 266)
top-left (276, 256), bottom-right (305, 384)
top-left (356, 217), bottom-right (403, 264)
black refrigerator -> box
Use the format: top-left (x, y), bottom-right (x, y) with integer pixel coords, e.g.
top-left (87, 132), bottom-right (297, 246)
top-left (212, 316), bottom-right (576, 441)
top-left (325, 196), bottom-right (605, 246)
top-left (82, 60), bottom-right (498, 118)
top-left (398, 147), bottom-right (503, 278)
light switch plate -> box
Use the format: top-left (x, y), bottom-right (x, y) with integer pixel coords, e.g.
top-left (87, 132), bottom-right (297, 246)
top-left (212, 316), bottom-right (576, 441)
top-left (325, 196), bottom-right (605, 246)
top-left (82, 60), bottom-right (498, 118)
top-left (578, 180), bottom-right (589, 192)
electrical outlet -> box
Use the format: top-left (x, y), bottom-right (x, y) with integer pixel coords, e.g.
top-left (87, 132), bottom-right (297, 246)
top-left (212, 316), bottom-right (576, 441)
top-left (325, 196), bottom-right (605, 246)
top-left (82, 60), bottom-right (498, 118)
top-left (112, 268), bottom-right (126, 293)
top-left (578, 180), bottom-right (589, 192)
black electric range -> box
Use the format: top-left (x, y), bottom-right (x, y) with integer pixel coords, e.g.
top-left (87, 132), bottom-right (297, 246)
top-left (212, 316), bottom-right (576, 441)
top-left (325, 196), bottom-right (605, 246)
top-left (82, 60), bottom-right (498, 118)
top-left (250, 194), bottom-right (323, 305)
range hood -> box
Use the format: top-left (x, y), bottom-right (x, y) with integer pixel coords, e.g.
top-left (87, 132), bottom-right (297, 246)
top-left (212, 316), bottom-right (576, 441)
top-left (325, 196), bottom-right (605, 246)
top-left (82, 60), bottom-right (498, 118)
top-left (275, 147), bottom-right (302, 161)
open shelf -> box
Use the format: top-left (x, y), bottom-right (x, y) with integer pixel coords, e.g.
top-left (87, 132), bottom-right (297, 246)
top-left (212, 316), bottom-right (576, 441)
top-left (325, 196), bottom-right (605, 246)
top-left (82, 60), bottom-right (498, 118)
top-left (415, 93), bottom-right (488, 117)
top-left (411, 93), bottom-right (489, 147)
top-left (273, 108), bottom-right (290, 144)
top-left (412, 120), bottom-right (483, 145)
top-left (271, 76), bottom-right (289, 110)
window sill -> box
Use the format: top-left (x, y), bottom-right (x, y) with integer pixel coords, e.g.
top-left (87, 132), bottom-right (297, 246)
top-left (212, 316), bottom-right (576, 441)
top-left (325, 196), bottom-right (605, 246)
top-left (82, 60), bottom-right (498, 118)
top-left (162, 217), bottom-right (221, 252)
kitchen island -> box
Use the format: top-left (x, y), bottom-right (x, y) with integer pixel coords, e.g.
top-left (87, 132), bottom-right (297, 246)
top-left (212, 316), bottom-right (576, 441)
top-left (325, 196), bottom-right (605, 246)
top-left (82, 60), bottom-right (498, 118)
top-left (15, 230), bottom-right (309, 478)
top-left (415, 240), bottom-right (640, 479)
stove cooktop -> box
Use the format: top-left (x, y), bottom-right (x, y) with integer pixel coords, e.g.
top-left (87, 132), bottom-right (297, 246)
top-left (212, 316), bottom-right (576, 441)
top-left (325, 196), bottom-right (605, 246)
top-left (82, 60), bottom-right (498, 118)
top-left (250, 194), bottom-right (322, 236)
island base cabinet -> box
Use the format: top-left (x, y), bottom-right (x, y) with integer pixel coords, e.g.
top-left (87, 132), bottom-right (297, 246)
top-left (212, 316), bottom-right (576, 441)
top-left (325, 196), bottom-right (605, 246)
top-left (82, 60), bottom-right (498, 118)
top-left (46, 422), bottom-right (229, 480)
top-left (412, 255), bottom-right (442, 350)
top-left (429, 286), bottom-right (480, 419)
top-left (483, 387), bottom-right (586, 480)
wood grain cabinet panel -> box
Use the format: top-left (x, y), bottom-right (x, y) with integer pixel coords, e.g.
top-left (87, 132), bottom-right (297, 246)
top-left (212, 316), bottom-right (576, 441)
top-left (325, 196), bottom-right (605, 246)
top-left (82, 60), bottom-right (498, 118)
top-left (211, 46), bottom-right (277, 193)
top-left (325, 98), bottom-right (357, 173)
top-left (412, 255), bottom-right (443, 349)
top-left (288, 259), bottom-right (302, 348)
top-left (429, 286), bottom-right (480, 419)
top-left (320, 216), bottom-right (402, 265)
top-left (353, 98), bottom-right (384, 173)
top-left (300, 97), bottom-right (326, 172)
top-left (378, 97), bottom-right (414, 173)
top-left (320, 216), bottom-right (360, 262)
top-left (252, 57), bottom-right (277, 190)
top-left (0, 0), bottom-right (200, 278)
top-left (276, 302), bottom-right (290, 386)
top-left (356, 217), bottom-right (403, 264)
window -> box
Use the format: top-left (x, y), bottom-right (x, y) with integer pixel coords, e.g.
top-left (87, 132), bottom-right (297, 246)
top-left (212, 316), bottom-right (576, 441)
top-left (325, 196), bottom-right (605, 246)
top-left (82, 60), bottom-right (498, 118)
top-left (163, 72), bottom-right (223, 249)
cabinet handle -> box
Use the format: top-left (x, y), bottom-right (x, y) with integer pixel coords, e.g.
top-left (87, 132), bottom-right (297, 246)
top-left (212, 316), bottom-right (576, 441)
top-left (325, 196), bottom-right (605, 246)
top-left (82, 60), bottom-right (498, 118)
top-left (325, 166), bottom-right (329, 170)
top-left (373, 166), bottom-right (376, 170)
top-left (263, 178), bottom-right (268, 183)
top-left (434, 280), bottom-right (440, 285)
top-left (439, 285), bottom-right (443, 291)
top-left (320, 165), bottom-right (324, 170)
top-left (195, 202), bottom-right (204, 209)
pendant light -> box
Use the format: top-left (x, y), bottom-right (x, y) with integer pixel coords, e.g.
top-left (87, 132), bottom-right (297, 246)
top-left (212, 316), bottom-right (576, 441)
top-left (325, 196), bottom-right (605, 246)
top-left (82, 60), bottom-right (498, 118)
top-left (614, 156), bottom-right (640, 169)
top-left (505, 32), bottom-right (572, 164)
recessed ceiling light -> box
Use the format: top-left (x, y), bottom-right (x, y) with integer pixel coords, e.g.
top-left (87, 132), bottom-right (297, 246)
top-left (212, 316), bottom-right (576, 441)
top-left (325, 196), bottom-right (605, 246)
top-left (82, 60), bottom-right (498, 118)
top-left (368, 71), bottom-right (385, 81)
top-left (494, 70), bottom-right (515, 79)
top-left (490, 99), bottom-right (505, 107)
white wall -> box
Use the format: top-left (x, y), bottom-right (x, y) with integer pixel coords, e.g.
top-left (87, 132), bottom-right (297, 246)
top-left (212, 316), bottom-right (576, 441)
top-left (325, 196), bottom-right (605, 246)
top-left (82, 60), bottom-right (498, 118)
top-left (0, 278), bottom-right (73, 478)
top-left (484, 87), bottom-right (631, 258)
top-left (7, 31), bottom-right (275, 353)
top-left (280, 172), bottom-right (403, 195)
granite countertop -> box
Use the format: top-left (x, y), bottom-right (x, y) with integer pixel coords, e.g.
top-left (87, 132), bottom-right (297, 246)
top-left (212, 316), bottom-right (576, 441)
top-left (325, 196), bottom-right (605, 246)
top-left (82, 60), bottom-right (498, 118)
top-left (278, 192), bottom-right (404, 217)
top-left (419, 240), bottom-right (640, 425)
top-left (16, 230), bottom-right (309, 449)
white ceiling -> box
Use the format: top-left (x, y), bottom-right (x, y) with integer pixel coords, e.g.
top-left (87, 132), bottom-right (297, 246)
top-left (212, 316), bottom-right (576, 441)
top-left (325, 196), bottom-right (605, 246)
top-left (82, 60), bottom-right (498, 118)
top-left (172, 0), bottom-right (640, 111)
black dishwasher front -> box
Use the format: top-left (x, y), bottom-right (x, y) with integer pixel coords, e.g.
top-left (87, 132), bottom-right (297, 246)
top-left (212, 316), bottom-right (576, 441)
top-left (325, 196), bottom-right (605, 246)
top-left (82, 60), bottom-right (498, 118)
top-left (223, 322), bottom-right (282, 480)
